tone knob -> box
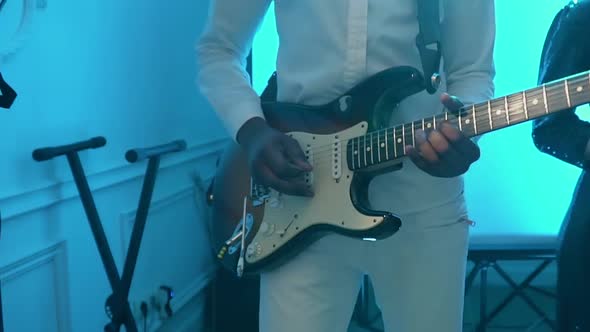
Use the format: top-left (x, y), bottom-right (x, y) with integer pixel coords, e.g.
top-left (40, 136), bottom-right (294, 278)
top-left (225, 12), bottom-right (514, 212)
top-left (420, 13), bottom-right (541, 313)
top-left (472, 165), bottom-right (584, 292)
top-left (246, 244), bottom-right (256, 256)
top-left (260, 222), bottom-right (275, 236)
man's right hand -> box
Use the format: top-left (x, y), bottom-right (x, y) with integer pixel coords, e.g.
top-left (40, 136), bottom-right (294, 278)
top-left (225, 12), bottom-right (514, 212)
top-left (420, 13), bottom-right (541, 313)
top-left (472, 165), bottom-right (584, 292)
top-left (237, 117), bottom-right (314, 197)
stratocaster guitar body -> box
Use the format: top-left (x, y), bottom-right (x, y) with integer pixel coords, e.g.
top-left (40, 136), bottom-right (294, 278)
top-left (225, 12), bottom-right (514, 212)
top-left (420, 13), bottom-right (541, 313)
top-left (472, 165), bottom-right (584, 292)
top-left (208, 66), bottom-right (426, 275)
top-left (208, 65), bottom-right (590, 276)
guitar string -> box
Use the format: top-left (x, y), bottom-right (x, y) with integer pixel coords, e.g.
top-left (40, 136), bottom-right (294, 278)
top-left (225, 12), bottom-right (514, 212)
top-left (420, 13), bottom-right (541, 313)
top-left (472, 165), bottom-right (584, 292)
top-left (291, 76), bottom-right (590, 159)
top-left (302, 97), bottom-right (584, 170)
top-left (295, 85), bottom-right (589, 167)
top-left (305, 74), bottom-right (589, 157)
top-left (296, 79), bottom-right (587, 161)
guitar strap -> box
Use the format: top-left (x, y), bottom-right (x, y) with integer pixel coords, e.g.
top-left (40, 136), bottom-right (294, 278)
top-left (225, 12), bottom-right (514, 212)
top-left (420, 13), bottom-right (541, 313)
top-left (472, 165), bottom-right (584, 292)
top-left (416, 0), bottom-right (442, 94)
top-left (260, 0), bottom-right (442, 101)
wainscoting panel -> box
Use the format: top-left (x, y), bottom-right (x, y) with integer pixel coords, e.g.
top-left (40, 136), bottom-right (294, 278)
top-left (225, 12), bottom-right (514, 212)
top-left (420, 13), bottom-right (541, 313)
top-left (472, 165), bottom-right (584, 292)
top-left (0, 138), bottom-right (227, 221)
top-left (118, 175), bottom-right (216, 330)
top-left (1, 242), bottom-right (70, 332)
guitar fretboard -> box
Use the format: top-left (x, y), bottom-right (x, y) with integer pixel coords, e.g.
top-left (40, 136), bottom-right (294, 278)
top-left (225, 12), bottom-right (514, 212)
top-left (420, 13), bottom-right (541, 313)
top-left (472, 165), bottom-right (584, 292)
top-left (347, 70), bottom-right (590, 170)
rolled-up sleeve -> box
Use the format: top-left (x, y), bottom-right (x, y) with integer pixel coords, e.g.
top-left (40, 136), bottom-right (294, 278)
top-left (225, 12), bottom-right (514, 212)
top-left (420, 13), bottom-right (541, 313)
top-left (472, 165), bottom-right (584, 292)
top-left (196, 0), bottom-right (272, 141)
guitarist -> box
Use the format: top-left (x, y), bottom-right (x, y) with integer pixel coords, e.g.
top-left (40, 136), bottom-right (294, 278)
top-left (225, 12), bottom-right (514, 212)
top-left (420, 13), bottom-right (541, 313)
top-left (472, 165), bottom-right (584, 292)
top-left (197, 1), bottom-right (495, 331)
top-left (532, 1), bottom-right (590, 331)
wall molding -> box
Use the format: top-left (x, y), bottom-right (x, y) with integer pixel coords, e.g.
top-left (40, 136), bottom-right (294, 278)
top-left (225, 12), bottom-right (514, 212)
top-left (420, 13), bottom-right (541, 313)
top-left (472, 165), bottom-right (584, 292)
top-left (0, 241), bottom-right (72, 332)
top-left (118, 184), bottom-right (198, 259)
top-left (169, 264), bottom-right (217, 314)
top-left (148, 264), bottom-right (218, 332)
top-left (0, 137), bottom-right (227, 221)
top-left (118, 175), bottom-right (216, 332)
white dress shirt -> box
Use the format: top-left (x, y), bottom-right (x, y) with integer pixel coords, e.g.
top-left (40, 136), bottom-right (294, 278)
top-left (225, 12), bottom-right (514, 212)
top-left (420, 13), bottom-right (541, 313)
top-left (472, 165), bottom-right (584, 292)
top-left (197, 0), bottom-right (496, 214)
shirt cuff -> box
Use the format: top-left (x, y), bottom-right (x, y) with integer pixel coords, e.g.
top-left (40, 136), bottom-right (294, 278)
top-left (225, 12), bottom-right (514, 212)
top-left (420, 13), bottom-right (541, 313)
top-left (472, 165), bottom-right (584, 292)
top-left (220, 100), bottom-right (266, 142)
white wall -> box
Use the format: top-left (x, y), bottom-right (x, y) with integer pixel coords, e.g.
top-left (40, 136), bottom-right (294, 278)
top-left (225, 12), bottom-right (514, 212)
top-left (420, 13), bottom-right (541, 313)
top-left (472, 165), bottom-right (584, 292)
top-left (0, 0), bottom-right (224, 331)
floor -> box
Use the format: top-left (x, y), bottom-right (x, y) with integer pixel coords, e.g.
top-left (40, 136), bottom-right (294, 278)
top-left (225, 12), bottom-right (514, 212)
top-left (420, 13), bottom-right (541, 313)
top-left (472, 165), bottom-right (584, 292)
top-left (347, 268), bottom-right (557, 332)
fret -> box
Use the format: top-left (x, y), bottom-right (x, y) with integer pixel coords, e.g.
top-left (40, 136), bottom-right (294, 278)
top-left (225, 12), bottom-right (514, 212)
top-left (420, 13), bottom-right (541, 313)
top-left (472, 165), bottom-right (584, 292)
top-left (472, 103), bottom-right (491, 135)
top-left (432, 115), bottom-right (437, 130)
top-left (459, 106), bottom-right (476, 137)
top-left (377, 131), bottom-right (382, 163)
top-left (363, 135), bottom-right (367, 167)
top-left (507, 93), bottom-right (526, 122)
top-left (350, 138), bottom-right (354, 170)
top-left (402, 124), bottom-right (406, 150)
top-left (524, 87), bottom-right (546, 119)
top-left (350, 138), bottom-right (357, 170)
top-left (356, 137), bottom-right (361, 168)
top-left (458, 111), bottom-right (462, 131)
top-left (567, 75), bottom-right (590, 108)
top-left (386, 128), bottom-right (394, 160)
top-left (397, 125), bottom-right (406, 156)
top-left (487, 100), bottom-right (493, 130)
top-left (384, 129), bottom-right (389, 160)
top-left (411, 122), bottom-right (415, 147)
top-left (542, 84), bottom-right (548, 114)
top-left (375, 131), bottom-right (380, 161)
top-left (346, 139), bottom-right (355, 170)
top-left (546, 80), bottom-right (571, 113)
top-left (522, 91), bottom-right (529, 120)
top-left (565, 79), bottom-right (572, 108)
top-left (369, 132), bottom-right (375, 165)
top-left (504, 96), bottom-right (510, 125)
top-left (422, 116), bottom-right (433, 131)
top-left (472, 105), bottom-right (478, 135)
top-left (488, 98), bottom-right (508, 129)
top-left (393, 126), bottom-right (398, 158)
top-left (350, 138), bottom-right (355, 170)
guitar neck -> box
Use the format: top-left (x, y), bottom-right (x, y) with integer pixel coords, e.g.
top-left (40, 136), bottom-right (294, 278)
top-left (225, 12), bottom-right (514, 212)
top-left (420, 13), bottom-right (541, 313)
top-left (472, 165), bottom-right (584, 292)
top-left (347, 70), bottom-right (590, 171)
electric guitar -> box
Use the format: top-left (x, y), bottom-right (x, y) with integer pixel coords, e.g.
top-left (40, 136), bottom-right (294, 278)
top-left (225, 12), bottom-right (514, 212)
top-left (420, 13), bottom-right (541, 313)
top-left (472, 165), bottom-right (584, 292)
top-left (207, 66), bottom-right (590, 276)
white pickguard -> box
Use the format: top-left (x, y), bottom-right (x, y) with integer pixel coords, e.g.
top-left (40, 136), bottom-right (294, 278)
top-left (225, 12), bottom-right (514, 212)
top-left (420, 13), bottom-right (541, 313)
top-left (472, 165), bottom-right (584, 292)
top-left (245, 122), bottom-right (384, 264)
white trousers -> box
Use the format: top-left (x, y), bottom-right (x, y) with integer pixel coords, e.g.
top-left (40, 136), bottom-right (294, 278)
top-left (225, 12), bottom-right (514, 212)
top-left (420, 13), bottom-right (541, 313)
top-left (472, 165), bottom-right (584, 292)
top-left (259, 197), bottom-right (470, 332)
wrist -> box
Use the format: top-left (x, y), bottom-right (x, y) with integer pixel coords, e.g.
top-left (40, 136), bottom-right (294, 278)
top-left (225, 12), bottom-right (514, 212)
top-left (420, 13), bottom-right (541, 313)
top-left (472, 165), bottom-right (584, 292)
top-left (236, 117), bottom-right (269, 147)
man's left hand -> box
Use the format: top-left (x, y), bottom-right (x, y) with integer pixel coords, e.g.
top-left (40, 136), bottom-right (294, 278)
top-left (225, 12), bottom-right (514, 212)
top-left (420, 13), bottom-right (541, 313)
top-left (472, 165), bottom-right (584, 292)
top-left (405, 93), bottom-right (480, 178)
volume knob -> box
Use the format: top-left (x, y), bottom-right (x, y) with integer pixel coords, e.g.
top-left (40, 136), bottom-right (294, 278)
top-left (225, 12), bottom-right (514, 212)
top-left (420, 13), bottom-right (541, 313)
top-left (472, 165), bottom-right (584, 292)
top-left (260, 222), bottom-right (275, 236)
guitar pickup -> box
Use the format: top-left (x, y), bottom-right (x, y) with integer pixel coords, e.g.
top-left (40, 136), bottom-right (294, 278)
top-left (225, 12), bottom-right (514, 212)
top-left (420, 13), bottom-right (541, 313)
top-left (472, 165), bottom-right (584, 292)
top-left (304, 145), bottom-right (314, 186)
top-left (332, 137), bottom-right (342, 180)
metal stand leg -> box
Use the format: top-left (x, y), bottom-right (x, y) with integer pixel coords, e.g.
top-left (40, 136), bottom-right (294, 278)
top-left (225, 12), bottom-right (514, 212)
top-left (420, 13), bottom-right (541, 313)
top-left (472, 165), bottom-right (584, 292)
top-left (467, 250), bottom-right (557, 332)
top-left (66, 152), bottom-right (139, 332)
top-left (477, 264), bottom-right (489, 332)
top-left (33, 137), bottom-right (186, 332)
top-left (484, 260), bottom-right (556, 331)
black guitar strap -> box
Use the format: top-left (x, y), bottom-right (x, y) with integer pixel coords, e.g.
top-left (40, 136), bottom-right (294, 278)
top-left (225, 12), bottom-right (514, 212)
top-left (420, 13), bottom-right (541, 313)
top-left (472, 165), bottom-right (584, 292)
top-left (416, 0), bottom-right (442, 94)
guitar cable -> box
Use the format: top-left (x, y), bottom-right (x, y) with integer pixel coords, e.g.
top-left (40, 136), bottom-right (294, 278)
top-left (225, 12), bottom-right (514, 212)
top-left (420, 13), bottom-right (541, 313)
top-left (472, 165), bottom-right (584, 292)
top-left (237, 196), bottom-right (247, 278)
